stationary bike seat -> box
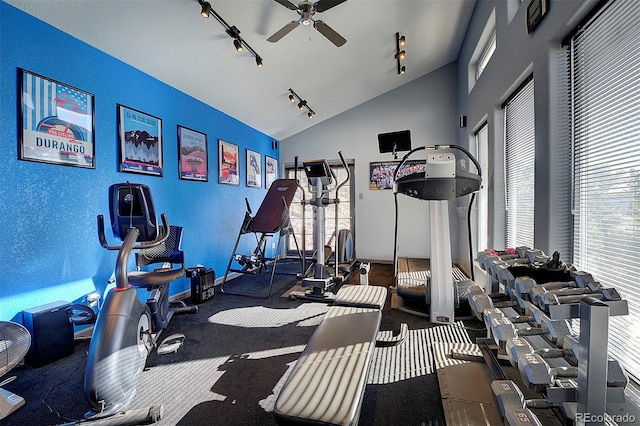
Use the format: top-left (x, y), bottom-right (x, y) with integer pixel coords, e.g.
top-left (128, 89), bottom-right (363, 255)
top-left (129, 268), bottom-right (185, 287)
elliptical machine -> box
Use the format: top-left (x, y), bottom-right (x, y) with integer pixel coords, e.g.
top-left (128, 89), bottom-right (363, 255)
top-left (77, 182), bottom-right (196, 424)
top-left (294, 151), bottom-right (355, 300)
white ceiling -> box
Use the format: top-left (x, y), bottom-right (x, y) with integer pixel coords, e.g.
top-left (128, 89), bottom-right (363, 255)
top-left (6, 0), bottom-right (476, 140)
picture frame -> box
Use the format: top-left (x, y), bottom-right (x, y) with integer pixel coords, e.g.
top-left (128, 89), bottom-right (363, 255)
top-left (246, 149), bottom-right (262, 188)
top-left (18, 69), bottom-right (95, 168)
top-left (218, 139), bottom-right (239, 185)
top-left (177, 125), bottom-right (208, 182)
top-left (369, 160), bottom-right (426, 190)
top-left (265, 155), bottom-right (278, 188)
top-left (118, 104), bottom-right (163, 176)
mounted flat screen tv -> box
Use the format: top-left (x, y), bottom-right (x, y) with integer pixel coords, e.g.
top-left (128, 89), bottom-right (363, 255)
top-left (378, 130), bottom-right (411, 157)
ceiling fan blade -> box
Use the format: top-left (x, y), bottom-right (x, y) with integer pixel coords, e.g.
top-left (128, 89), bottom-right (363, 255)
top-left (267, 21), bottom-right (300, 42)
top-left (314, 0), bottom-right (347, 13)
top-left (274, 0), bottom-right (299, 10)
top-left (314, 20), bottom-right (346, 47)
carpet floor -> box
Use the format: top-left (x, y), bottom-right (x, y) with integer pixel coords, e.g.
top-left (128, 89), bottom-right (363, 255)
top-left (2, 262), bottom-right (484, 426)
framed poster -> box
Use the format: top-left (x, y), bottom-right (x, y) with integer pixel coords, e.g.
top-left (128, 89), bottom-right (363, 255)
top-left (178, 125), bottom-right (208, 182)
top-left (118, 104), bottom-right (163, 176)
top-left (265, 155), bottom-right (278, 188)
top-left (18, 69), bottom-right (95, 168)
top-left (246, 149), bottom-right (262, 188)
top-left (369, 160), bottom-right (426, 190)
top-left (218, 139), bottom-right (239, 185)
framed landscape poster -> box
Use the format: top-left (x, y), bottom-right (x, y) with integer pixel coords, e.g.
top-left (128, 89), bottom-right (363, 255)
top-left (19, 69), bottom-right (95, 168)
top-left (178, 125), bottom-right (208, 182)
top-left (118, 104), bottom-right (163, 176)
top-left (218, 139), bottom-right (239, 185)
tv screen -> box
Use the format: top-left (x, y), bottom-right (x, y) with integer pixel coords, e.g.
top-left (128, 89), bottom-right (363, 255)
top-left (378, 130), bottom-right (411, 154)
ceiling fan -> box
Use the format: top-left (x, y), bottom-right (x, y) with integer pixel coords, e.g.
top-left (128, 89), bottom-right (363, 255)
top-left (267, 0), bottom-right (348, 47)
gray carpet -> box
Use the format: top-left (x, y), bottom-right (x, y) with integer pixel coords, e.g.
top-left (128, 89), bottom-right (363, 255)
top-left (2, 263), bottom-right (483, 426)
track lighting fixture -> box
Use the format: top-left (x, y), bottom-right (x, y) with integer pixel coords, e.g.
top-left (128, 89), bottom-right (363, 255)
top-left (196, 0), bottom-right (263, 68)
top-left (233, 38), bottom-right (242, 52)
top-left (288, 88), bottom-right (315, 119)
top-left (396, 32), bottom-right (406, 75)
top-left (200, 0), bottom-right (211, 18)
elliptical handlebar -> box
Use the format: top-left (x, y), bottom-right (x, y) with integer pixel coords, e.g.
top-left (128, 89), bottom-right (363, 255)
top-left (97, 213), bottom-right (171, 251)
top-left (334, 150), bottom-right (350, 194)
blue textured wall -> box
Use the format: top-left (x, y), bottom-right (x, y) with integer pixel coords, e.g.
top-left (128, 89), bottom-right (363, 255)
top-left (0, 3), bottom-right (278, 321)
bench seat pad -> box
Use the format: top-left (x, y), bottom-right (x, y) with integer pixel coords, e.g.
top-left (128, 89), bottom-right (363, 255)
top-left (274, 306), bottom-right (382, 426)
top-left (334, 285), bottom-right (387, 310)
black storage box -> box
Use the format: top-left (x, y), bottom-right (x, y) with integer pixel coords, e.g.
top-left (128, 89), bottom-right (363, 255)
top-left (187, 267), bottom-right (215, 303)
top-left (22, 300), bottom-right (74, 367)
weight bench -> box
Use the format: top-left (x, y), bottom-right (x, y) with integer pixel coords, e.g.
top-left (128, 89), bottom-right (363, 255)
top-left (333, 284), bottom-right (387, 310)
top-left (274, 304), bottom-right (383, 425)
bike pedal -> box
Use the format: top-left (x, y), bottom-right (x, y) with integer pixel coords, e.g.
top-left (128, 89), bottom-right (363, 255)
top-left (157, 333), bottom-right (185, 355)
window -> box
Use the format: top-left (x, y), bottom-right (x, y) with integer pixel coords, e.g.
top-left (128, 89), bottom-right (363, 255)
top-left (468, 9), bottom-right (496, 91)
top-left (476, 31), bottom-right (496, 80)
top-left (475, 123), bottom-right (489, 252)
top-left (570, 0), bottom-right (640, 388)
top-left (285, 161), bottom-right (355, 256)
top-left (504, 77), bottom-right (535, 248)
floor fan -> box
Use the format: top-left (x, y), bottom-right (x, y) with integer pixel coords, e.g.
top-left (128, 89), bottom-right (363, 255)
top-left (0, 321), bottom-right (31, 419)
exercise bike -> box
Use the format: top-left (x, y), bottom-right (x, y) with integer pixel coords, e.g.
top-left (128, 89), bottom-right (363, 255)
top-left (291, 151), bottom-right (356, 300)
top-left (72, 182), bottom-right (196, 424)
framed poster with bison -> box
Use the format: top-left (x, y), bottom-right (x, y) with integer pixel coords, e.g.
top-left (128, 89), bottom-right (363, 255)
top-left (178, 125), bottom-right (208, 182)
top-left (117, 104), bottom-right (163, 176)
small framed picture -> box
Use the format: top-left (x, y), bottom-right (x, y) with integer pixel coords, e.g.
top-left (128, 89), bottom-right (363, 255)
top-left (18, 69), bottom-right (95, 168)
top-left (265, 155), bottom-right (278, 188)
top-left (246, 149), bottom-right (262, 188)
top-left (218, 139), bottom-right (239, 185)
top-left (118, 104), bottom-right (163, 176)
top-left (178, 125), bottom-right (208, 182)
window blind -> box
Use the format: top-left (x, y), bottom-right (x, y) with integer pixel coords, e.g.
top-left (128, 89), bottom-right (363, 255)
top-left (504, 78), bottom-right (535, 248)
top-left (475, 123), bottom-right (489, 252)
top-left (571, 0), bottom-right (640, 386)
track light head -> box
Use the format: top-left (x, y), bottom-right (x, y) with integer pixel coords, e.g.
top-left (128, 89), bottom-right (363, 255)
top-left (289, 94), bottom-right (296, 102)
top-left (307, 112), bottom-right (314, 119)
top-left (396, 50), bottom-right (405, 60)
top-left (400, 65), bottom-right (406, 74)
top-left (298, 101), bottom-right (306, 111)
top-left (233, 38), bottom-right (243, 52)
top-left (200, 1), bottom-right (211, 18)
top-left (399, 35), bottom-right (405, 46)
top-left (255, 56), bottom-right (263, 67)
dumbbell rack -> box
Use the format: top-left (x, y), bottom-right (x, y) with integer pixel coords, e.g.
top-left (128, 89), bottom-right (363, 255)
top-left (474, 248), bottom-right (638, 425)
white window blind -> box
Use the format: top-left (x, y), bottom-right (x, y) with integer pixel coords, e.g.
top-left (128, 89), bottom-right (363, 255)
top-left (571, 0), bottom-right (640, 386)
top-left (475, 123), bottom-right (489, 252)
top-left (504, 78), bottom-right (535, 248)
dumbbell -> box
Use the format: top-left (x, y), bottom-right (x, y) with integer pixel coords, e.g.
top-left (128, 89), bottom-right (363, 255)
top-left (492, 380), bottom-right (552, 426)
top-left (515, 271), bottom-right (595, 303)
top-left (468, 287), bottom-right (518, 320)
top-left (490, 315), bottom-right (573, 348)
top-left (517, 351), bottom-right (628, 393)
top-left (539, 287), bottom-right (622, 311)
top-left (504, 335), bottom-right (579, 368)
top-left (482, 303), bottom-right (550, 339)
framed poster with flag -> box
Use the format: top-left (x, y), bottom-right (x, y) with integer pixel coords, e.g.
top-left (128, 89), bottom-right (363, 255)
top-left (19, 69), bottom-right (95, 168)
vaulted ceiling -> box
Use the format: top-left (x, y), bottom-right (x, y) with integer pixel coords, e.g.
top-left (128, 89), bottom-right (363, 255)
top-left (6, 0), bottom-right (476, 140)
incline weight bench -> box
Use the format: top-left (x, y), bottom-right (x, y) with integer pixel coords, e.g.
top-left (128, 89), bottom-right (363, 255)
top-left (275, 285), bottom-right (389, 426)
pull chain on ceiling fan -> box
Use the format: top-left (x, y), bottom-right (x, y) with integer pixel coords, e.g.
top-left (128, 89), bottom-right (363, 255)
top-left (267, 0), bottom-right (348, 47)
